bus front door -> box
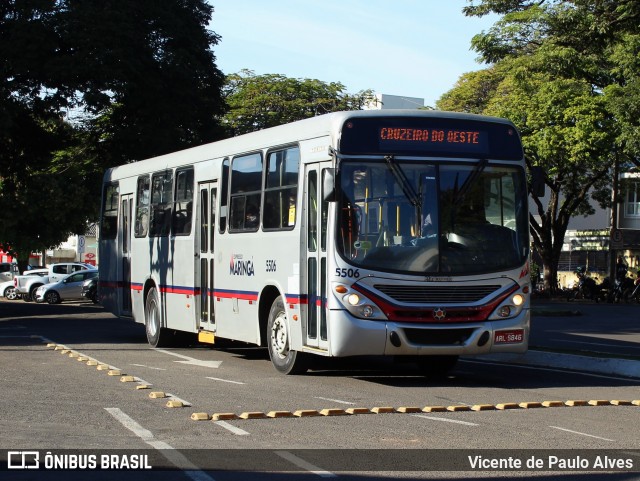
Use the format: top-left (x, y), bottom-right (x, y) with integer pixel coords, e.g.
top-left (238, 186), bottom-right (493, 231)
top-left (196, 182), bottom-right (217, 332)
top-left (120, 194), bottom-right (133, 316)
top-left (304, 164), bottom-right (329, 350)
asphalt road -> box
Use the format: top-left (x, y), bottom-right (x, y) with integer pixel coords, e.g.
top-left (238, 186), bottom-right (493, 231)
top-left (530, 299), bottom-right (640, 359)
top-left (1, 299), bottom-right (639, 480)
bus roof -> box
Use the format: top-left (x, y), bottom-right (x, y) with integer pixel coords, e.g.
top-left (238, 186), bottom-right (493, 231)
top-left (103, 110), bottom-right (517, 182)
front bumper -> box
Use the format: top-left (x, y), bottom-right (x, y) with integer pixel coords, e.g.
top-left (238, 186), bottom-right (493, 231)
top-left (326, 308), bottom-right (530, 357)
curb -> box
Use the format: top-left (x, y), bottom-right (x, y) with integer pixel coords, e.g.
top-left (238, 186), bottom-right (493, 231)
top-left (478, 350), bottom-right (640, 379)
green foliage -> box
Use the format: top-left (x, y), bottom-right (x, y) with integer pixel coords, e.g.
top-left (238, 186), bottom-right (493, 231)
top-left (223, 70), bottom-right (376, 136)
top-left (0, 0), bottom-right (226, 261)
top-left (439, 0), bottom-right (640, 291)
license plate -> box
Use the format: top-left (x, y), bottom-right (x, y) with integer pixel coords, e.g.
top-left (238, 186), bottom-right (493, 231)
top-left (494, 329), bottom-right (524, 344)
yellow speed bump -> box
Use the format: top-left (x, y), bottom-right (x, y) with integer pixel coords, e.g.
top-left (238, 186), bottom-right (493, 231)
top-left (191, 413), bottom-right (211, 421)
top-left (447, 405), bottom-right (471, 412)
top-left (76, 356), bottom-right (89, 362)
top-left (632, 400), bottom-right (640, 406)
top-left (86, 360), bottom-right (98, 366)
top-left (542, 401), bottom-right (565, 407)
top-left (54, 345), bottom-right (65, 351)
top-left (565, 400), bottom-right (588, 407)
top-left (60, 349), bottom-right (71, 355)
top-left (396, 407), bottom-right (422, 413)
top-left (496, 403), bottom-right (520, 410)
top-left (136, 385), bottom-right (151, 390)
top-left (212, 413), bottom-right (239, 421)
top-left (611, 400), bottom-right (632, 406)
top-left (107, 370), bottom-right (122, 376)
top-left (166, 400), bottom-right (184, 408)
top-left (294, 410), bottom-right (320, 417)
top-left (97, 364), bottom-right (110, 371)
top-left (346, 408), bottom-right (372, 415)
top-left (588, 400), bottom-right (611, 406)
top-left (68, 352), bottom-right (79, 358)
top-left (267, 411), bottom-right (294, 418)
top-left (239, 412), bottom-right (267, 419)
top-left (149, 391), bottom-right (166, 399)
top-left (371, 407), bottom-right (395, 414)
top-left (519, 402), bottom-right (543, 409)
top-left (120, 376), bottom-right (136, 382)
top-left (320, 409), bottom-right (348, 416)
top-left (422, 406), bottom-right (447, 413)
top-left (47, 343), bottom-right (57, 348)
top-left (471, 404), bottom-right (496, 411)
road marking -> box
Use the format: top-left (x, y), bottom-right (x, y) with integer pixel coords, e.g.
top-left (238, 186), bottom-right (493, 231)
top-left (549, 426), bottom-right (615, 442)
top-left (105, 407), bottom-right (216, 481)
top-left (275, 451), bottom-right (336, 478)
top-left (131, 363), bottom-right (167, 371)
top-left (165, 393), bottom-right (192, 407)
top-left (214, 420), bottom-right (250, 436)
top-left (154, 349), bottom-right (222, 368)
top-left (413, 414), bottom-right (479, 426)
top-left (206, 376), bottom-right (245, 385)
top-left (314, 396), bottom-right (355, 405)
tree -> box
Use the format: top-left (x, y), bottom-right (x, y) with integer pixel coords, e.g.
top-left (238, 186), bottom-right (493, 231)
top-left (436, 0), bottom-right (640, 292)
top-left (0, 0), bottom-right (227, 267)
top-left (223, 70), bottom-right (377, 136)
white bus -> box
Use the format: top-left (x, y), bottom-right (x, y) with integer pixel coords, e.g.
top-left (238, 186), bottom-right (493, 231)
top-left (99, 110), bottom-right (531, 375)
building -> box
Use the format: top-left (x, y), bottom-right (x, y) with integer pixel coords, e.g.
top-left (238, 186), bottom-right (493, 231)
top-left (366, 93), bottom-right (425, 110)
top-left (535, 170), bottom-right (640, 288)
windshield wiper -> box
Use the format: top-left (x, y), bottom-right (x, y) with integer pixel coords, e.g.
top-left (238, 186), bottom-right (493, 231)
top-left (452, 158), bottom-right (488, 205)
top-left (384, 155), bottom-right (420, 207)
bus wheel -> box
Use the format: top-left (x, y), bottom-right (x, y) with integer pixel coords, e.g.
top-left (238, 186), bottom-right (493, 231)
top-left (145, 287), bottom-right (172, 348)
top-left (267, 296), bottom-right (307, 375)
top-left (416, 355), bottom-right (458, 379)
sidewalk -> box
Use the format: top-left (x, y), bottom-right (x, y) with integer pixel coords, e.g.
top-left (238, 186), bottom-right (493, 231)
top-left (483, 299), bottom-right (640, 379)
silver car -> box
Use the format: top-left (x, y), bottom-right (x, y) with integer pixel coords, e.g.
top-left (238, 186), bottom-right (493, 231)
top-left (35, 270), bottom-right (99, 304)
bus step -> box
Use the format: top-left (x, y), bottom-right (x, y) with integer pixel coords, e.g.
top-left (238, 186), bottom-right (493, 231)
top-left (198, 331), bottom-right (215, 344)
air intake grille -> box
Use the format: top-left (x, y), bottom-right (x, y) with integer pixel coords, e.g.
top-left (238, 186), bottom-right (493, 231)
top-left (373, 284), bottom-right (501, 304)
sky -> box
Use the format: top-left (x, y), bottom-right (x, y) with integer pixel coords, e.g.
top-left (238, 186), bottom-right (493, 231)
top-left (209, 0), bottom-right (498, 108)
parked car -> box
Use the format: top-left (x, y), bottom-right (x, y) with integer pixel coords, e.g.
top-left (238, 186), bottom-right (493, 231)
top-left (81, 277), bottom-right (99, 304)
top-left (15, 262), bottom-right (94, 302)
top-left (34, 269), bottom-right (99, 304)
top-left (0, 280), bottom-right (20, 300)
top-left (0, 262), bottom-right (18, 283)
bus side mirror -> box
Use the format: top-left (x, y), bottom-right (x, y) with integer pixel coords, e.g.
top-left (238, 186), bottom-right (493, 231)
top-left (323, 168), bottom-right (336, 202)
top-left (530, 166), bottom-right (545, 198)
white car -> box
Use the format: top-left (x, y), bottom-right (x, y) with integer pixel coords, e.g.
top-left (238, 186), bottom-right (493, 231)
top-left (0, 280), bottom-right (20, 300)
top-left (35, 270), bottom-right (99, 304)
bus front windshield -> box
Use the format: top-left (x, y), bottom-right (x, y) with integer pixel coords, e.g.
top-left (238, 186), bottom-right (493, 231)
top-left (336, 159), bottom-right (529, 275)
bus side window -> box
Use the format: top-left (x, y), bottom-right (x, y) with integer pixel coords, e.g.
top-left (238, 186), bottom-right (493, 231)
top-left (264, 146), bottom-right (299, 230)
top-left (135, 175), bottom-right (150, 238)
top-left (150, 170), bottom-right (173, 237)
top-left (229, 152), bottom-right (262, 232)
top-left (172, 167), bottom-right (194, 236)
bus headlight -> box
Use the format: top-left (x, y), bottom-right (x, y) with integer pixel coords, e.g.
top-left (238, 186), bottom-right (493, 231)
top-left (489, 291), bottom-right (526, 320)
top-left (347, 294), bottom-right (360, 306)
top-left (333, 283), bottom-right (388, 320)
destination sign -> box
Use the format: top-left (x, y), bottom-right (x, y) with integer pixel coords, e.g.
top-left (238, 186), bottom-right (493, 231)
top-left (379, 127), bottom-right (488, 154)
top-left (339, 116), bottom-right (523, 160)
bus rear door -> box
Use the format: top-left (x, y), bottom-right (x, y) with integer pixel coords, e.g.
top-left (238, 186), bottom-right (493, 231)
top-left (196, 181), bottom-right (217, 333)
top-left (120, 193), bottom-right (133, 315)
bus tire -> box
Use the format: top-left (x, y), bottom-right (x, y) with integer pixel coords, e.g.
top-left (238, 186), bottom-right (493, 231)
top-left (145, 287), bottom-right (172, 348)
top-left (416, 355), bottom-right (458, 379)
top-left (267, 296), bottom-right (308, 375)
